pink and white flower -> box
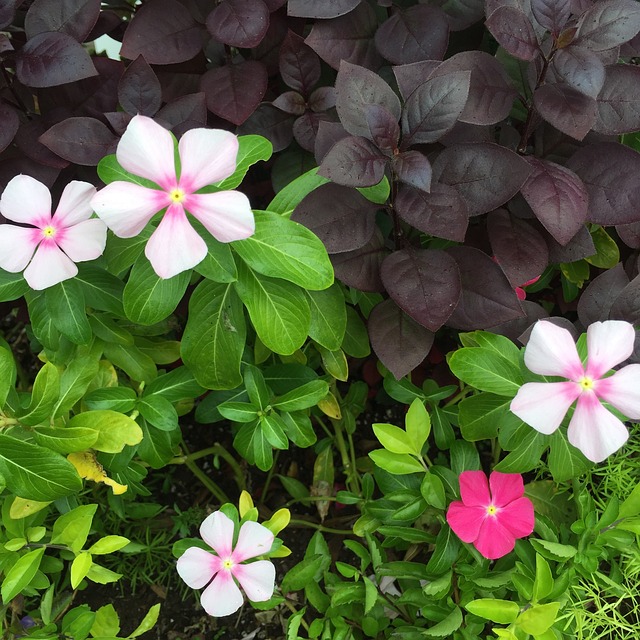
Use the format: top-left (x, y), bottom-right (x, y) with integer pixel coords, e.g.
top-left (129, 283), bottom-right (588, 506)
top-left (177, 511), bottom-right (276, 617)
top-left (510, 320), bottom-right (640, 462)
top-left (0, 175), bottom-right (106, 290)
top-left (446, 471), bottom-right (535, 560)
top-left (91, 115), bottom-right (254, 279)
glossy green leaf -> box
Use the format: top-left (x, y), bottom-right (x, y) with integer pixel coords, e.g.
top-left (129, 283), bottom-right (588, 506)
top-left (75, 265), bottom-right (125, 315)
top-left (405, 398), bottom-right (430, 454)
top-left (45, 280), bottom-right (91, 344)
top-left (216, 135), bottom-right (272, 190)
top-left (19, 362), bottom-right (60, 426)
top-left (33, 426), bottom-right (99, 454)
top-left (368, 450), bottom-right (424, 475)
top-left (466, 598), bottom-right (520, 623)
top-left (138, 395), bottom-right (179, 431)
top-left (272, 380), bottom-right (329, 412)
top-left (372, 423), bottom-right (415, 455)
top-left (0, 270), bottom-right (28, 302)
top-left (448, 347), bottom-right (522, 396)
top-left (67, 410), bottom-right (143, 453)
top-left (306, 284), bottom-right (347, 350)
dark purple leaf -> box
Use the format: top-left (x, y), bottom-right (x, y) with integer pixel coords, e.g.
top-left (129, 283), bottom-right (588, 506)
top-left (531, 0), bottom-right (571, 34)
top-left (0, 103), bottom-right (19, 153)
top-left (200, 60), bottom-right (268, 125)
top-left (305, 2), bottom-right (382, 70)
top-left (375, 5), bottom-right (449, 64)
top-left (392, 151), bottom-right (432, 192)
top-left (486, 6), bottom-right (540, 61)
top-left (488, 209), bottom-right (549, 287)
top-left (621, 30), bottom-right (640, 57)
top-left (393, 60), bottom-right (442, 101)
top-left (432, 142), bottom-right (532, 216)
top-left (253, 10), bottom-right (287, 76)
top-left (318, 136), bottom-right (387, 187)
top-left (104, 111), bottom-right (132, 135)
top-left (156, 92), bottom-right (207, 135)
top-left (571, 0), bottom-right (594, 14)
top-left (577, 262), bottom-right (629, 326)
top-left (309, 87), bottom-right (336, 112)
top-left (0, 157), bottom-right (60, 193)
top-left (15, 115), bottom-right (71, 169)
top-left (440, 121), bottom-right (493, 145)
top-left (433, 0), bottom-right (485, 31)
top-left (39, 117), bottom-right (118, 166)
top-left (610, 273), bottom-right (640, 325)
top-left (576, 0), bottom-right (640, 51)
top-left (594, 64), bottom-right (640, 134)
top-left (292, 183), bottom-right (378, 253)
top-left (25, 0), bottom-right (100, 41)
top-left (292, 112), bottom-right (330, 153)
top-left (616, 221), bottom-right (640, 248)
top-left (331, 228), bottom-right (387, 292)
top-left (87, 9), bottom-right (122, 42)
top-left (401, 71), bottom-right (471, 145)
top-left (489, 300), bottom-right (550, 342)
top-left (0, 33), bottom-right (12, 54)
top-left (288, 0), bottom-right (360, 18)
top-left (519, 157), bottom-right (588, 245)
top-left (279, 31), bottom-right (321, 95)
top-left (395, 183), bottom-right (469, 242)
top-left (237, 104), bottom-right (294, 153)
top-left (314, 120), bottom-right (349, 162)
top-left (381, 249), bottom-right (461, 331)
top-left (430, 51), bottom-right (517, 126)
top-left (0, 0), bottom-right (19, 30)
top-left (15, 32), bottom-right (98, 88)
top-left (335, 61), bottom-right (401, 139)
top-left (446, 246), bottom-right (524, 330)
top-left (368, 299), bottom-right (434, 380)
top-left (533, 82), bottom-right (597, 140)
top-left (551, 46), bottom-right (605, 98)
top-left (121, 0), bottom-right (205, 64)
top-left (273, 91), bottom-right (306, 115)
top-left (118, 55), bottom-right (162, 117)
top-left (364, 105), bottom-right (399, 151)
top-left (545, 224), bottom-right (595, 262)
top-left (206, 0), bottom-right (270, 48)
top-left (566, 142), bottom-right (640, 225)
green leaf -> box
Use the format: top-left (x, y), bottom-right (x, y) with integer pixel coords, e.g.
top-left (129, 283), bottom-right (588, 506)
top-left (137, 418), bottom-right (179, 468)
top-left (88, 314), bottom-right (134, 346)
top-left (463, 331), bottom-right (522, 367)
top-left (98, 154), bottom-right (158, 188)
top-left (218, 401), bottom-right (260, 423)
top-left (51, 504), bottom-right (97, 553)
top-left (368, 450), bottom-right (424, 475)
top-left (90, 603), bottom-right (120, 637)
top-left (88, 535), bottom-right (130, 555)
top-left (243, 365), bottom-right (271, 408)
top-left (138, 395), bottom-right (178, 431)
top-left (233, 211), bottom-right (333, 290)
top-left (1, 547), bottom-right (45, 602)
top-left (216, 135), bottom-right (272, 190)
top-left (586, 226), bottom-right (619, 269)
top-left (234, 420), bottom-right (273, 471)
top-left (530, 539), bottom-right (577, 561)
top-left (317, 345), bottom-right (348, 381)
top-left (423, 606), bottom-right (463, 638)
top-left (33, 426), bottom-right (98, 454)
top-left (281, 555), bottom-right (326, 593)
top-left (75, 265), bottom-right (125, 315)
top-left (268, 167), bottom-right (329, 216)
top-left (71, 552), bottom-right (92, 589)
top-left (548, 429), bottom-right (592, 482)
top-left (135, 337), bottom-right (181, 365)
top-left (45, 280), bottom-right (91, 344)
top-left (181, 281), bottom-right (245, 390)
top-left (129, 603), bottom-right (161, 638)
top-left (341, 306), bottom-right (371, 358)
top-left (85, 387), bottom-right (138, 413)
top-left (450, 439), bottom-right (480, 475)
top-left (143, 367), bottom-right (205, 403)
top-left (103, 342), bottom-right (157, 383)
top-left (27, 291), bottom-right (60, 351)
top-left (425, 525), bottom-right (460, 575)
top-left (420, 472), bottom-right (446, 510)
top-left (0, 339), bottom-right (16, 407)
top-left (272, 380), bottom-right (329, 412)
top-left (104, 227), bottom-right (152, 275)
top-left (280, 411), bottom-right (317, 448)
top-left (18, 362), bottom-right (60, 426)
top-left (234, 262), bottom-right (310, 355)
top-left (260, 413), bottom-right (289, 449)
top-left (0, 270), bottom-right (28, 302)
top-left (494, 428), bottom-right (546, 473)
top-left (516, 602), bottom-right (561, 635)
top-left (306, 284), bottom-right (347, 350)
top-left (67, 411), bottom-right (143, 453)
top-left (458, 393), bottom-right (508, 441)
top-left (466, 598), bottom-right (520, 624)
top-left (372, 423), bottom-right (415, 455)
top-left (448, 347), bottom-right (523, 396)
top-left (194, 233), bottom-right (237, 282)
top-left (54, 349), bottom-right (101, 416)
top-left (619, 482), bottom-right (640, 520)
top-left (123, 255), bottom-right (190, 325)
top-left (405, 398), bottom-right (430, 454)
top-left (532, 553), bottom-right (554, 602)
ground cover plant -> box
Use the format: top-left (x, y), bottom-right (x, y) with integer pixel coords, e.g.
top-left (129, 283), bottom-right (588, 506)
top-left (1, 0), bottom-right (640, 638)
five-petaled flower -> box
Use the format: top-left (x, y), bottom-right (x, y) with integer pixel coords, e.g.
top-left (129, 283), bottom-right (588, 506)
top-left (177, 511), bottom-right (276, 617)
top-left (446, 471), bottom-right (535, 560)
top-left (91, 115), bottom-right (254, 279)
top-left (510, 320), bottom-right (640, 462)
top-left (0, 176), bottom-right (106, 290)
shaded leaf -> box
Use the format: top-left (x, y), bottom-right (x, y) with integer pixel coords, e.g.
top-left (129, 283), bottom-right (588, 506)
top-left (318, 136), bottom-right (387, 187)
top-left (551, 46), bottom-right (605, 99)
top-left (392, 151), bottom-right (432, 192)
top-left (331, 228), bottom-right (387, 292)
top-left (118, 55), bottom-right (162, 117)
top-left (486, 6), bottom-right (539, 61)
top-left (533, 82), bottom-right (596, 140)
top-left (279, 30), bottom-right (321, 94)
top-left (577, 262), bottom-right (628, 326)
top-left (0, 103), bottom-right (19, 154)
top-left (288, 0), bottom-right (360, 18)
top-left (39, 117), bottom-right (117, 165)
top-left (206, 0), bottom-right (270, 48)
top-left (594, 64), bottom-right (640, 135)
top-left (393, 60), bottom-right (442, 101)
top-left (576, 0), bottom-right (640, 51)
top-left (156, 92), bottom-right (208, 135)
top-left (531, 0), bottom-right (571, 34)
top-left (610, 273), bottom-right (640, 325)
top-left (25, 0), bottom-right (100, 42)
top-left (364, 104), bottom-right (399, 151)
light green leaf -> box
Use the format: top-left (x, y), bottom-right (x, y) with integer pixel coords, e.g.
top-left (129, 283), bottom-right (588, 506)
top-left (129, 603), bottom-right (161, 638)
top-left (90, 603), bottom-right (120, 637)
top-left (516, 602), bottom-right (561, 635)
top-left (1, 547), bottom-right (45, 602)
top-left (465, 598), bottom-right (520, 624)
top-left (268, 167), bottom-right (328, 216)
top-left (54, 350), bottom-right (101, 417)
top-left (67, 410), bottom-right (143, 453)
top-left (306, 284), bottom-right (347, 350)
top-left (71, 552), bottom-right (93, 589)
top-left (372, 423), bottom-right (415, 455)
top-left (405, 398), bottom-right (430, 454)
top-left (530, 539), bottom-right (577, 561)
top-left (368, 449), bottom-right (424, 475)
top-left (88, 535), bottom-right (130, 555)
top-left (423, 606), bottom-right (463, 638)
top-left (533, 554), bottom-right (554, 602)
top-left (19, 362), bottom-right (60, 426)
top-left (85, 387), bottom-right (138, 413)
top-left (33, 426), bottom-right (99, 454)
top-left (52, 505), bottom-right (97, 553)
top-left (619, 482), bottom-right (640, 520)
top-left (448, 347), bottom-right (523, 396)
top-left (272, 380), bottom-right (329, 412)
top-left (318, 345), bottom-right (348, 381)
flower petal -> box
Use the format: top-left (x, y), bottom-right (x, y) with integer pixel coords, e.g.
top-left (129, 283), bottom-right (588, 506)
top-left (497, 497), bottom-right (535, 539)
top-left (145, 205), bottom-right (207, 278)
top-left (178, 128), bottom-right (239, 192)
top-left (567, 391), bottom-right (629, 463)
top-left (117, 115), bottom-right (176, 189)
top-left (176, 547), bottom-right (220, 589)
top-left (489, 472), bottom-right (524, 508)
top-left (91, 182), bottom-right (167, 238)
top-left (0, 225), bottom-right (40, 272)
top-left (585, 320), bottom-right (636, 379)
top-left (510, 381), bottom-right (580, 435)
top-left (232, 560), bottom-right (276, 602)
top-left (446, 502), bottom-right (486, 543)
top-left (596, 364), bottom-right (640, 419)
top-left (524, 320), bottom-right (584, 379)
top-left (200, 569), bottom-right (244, 617)
top-left (185, 191), bottom-right (255, 243)
top-left (0, 175), bottom-right (52, 225)
top-left (57, 219), bottom-right (107, 262)
top-left (200, 511), bottom-right (234, 559)
top-left (53, 181), bottom-right (97, 227)
top-left (474, 516), bottom-right (517, 560)
top-left (459, 470), bottom-right (490, 507)
top-left (232, 521), bottom-right (275, 563)
top-left (23, 241), bottom-right (77, 290)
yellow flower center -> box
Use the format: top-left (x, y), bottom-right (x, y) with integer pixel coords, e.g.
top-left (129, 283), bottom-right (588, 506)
top-left (578, 376), bottom-right (594, 391)
top-left (222, 558), bottom-right (234, 570)
top-left (42, 225), bottom-right (56, 238)
top-left (169, 188), bottom-right (186, 203)
top-left (486, 505), bottom-right (498, 516)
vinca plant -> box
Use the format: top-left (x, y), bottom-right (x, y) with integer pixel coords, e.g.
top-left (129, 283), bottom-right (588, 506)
top-left (0, 0), bottom-right (640, 639)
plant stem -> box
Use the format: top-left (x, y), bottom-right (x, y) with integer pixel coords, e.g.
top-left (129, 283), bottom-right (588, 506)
top-left (289, 518), bottom-right (353, 535)
top-left (180, 438), bottom-right (230, 504)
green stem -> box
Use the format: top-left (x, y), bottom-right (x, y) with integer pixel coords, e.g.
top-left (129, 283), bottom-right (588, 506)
top-left (180, 438), bottom-right (230, 504)
top-left (259, 450), bottom-right (279, 507)
top-left (289, 518), bottom-right (353, 536)
top-left (277, 591), bottom-right (311, 632)
top-left (172, 444), bottom-right (245, 493)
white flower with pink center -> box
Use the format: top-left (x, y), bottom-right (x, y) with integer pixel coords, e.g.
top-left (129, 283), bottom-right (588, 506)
top-left (510, 319), bottom-right (640, 462)
top-left (90, 115), bottom-right (254, 279)
top-left (176, 511), bottom-right (276, 617)
top-left (0, 175), bottom-right (106, 290)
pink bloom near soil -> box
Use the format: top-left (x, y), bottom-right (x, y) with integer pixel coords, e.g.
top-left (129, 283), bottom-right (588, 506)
top-left (91, 115), bottom-right (254, 279)
top-left (446, 471), bottom-right (535, 560)
top-left (0, 176), bottom-right (106, 290)
top-left (510, 320), bottom-right (640, 462)
top-left (176, 511), bottom-right (276, 617)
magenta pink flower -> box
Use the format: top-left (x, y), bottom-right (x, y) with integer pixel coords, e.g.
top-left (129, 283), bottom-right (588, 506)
top-left (510, 320), bottom-right (640, 462)
top-left (515, 275), bottom-right (540, 301)
top-left (177, 511), bottom-right (276, 617)
top-left (91, 115), bottom-right (254, 279)
top-left (446, 471), bottom-right (535, 560)
top-left (0, 176), bottom-right (106, 290)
